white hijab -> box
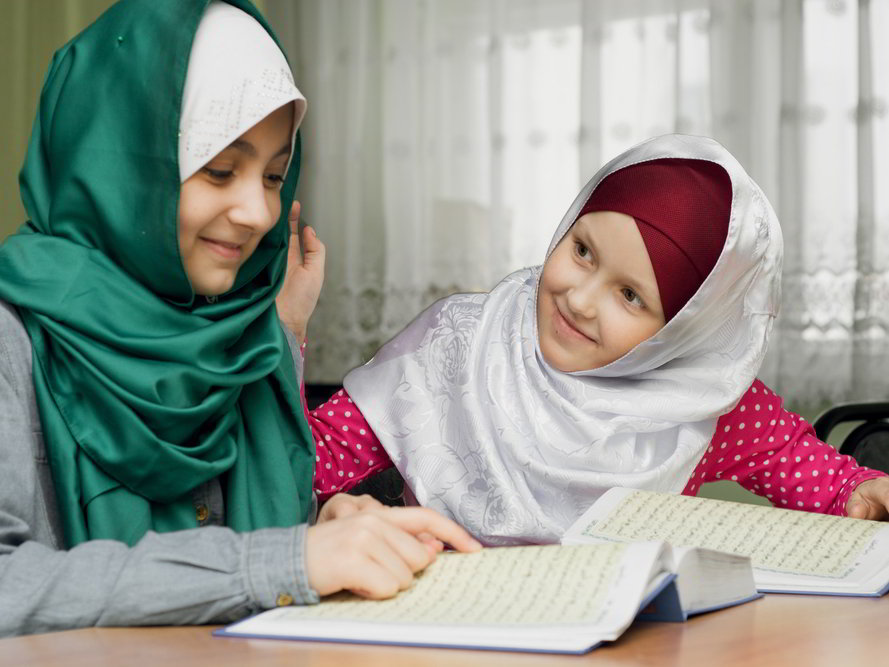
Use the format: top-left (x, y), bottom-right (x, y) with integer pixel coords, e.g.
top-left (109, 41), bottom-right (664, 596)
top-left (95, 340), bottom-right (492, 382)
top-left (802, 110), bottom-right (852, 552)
top-left (344, 135), bottom-right (783, 545)
top-left (178, 1), bottom-right (307, 182)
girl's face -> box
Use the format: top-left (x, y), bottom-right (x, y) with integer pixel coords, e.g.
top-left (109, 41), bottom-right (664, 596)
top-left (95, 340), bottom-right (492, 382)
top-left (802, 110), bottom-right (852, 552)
top-left (178, 103), bottom-right (294, 296)
top-left (537, 211), bottom-right (666, 372)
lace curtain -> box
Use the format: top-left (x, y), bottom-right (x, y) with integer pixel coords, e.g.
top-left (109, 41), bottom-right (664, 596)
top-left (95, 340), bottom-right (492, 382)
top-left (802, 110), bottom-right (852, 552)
top-left (267, 0), bottom-right (889, 406)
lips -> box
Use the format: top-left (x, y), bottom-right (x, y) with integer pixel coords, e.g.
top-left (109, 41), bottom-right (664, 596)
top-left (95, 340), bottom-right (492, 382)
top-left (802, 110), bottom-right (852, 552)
top-left (201, 237), bottom-right (244, 260)
top-left (552, 302), bottom-right (596, 343)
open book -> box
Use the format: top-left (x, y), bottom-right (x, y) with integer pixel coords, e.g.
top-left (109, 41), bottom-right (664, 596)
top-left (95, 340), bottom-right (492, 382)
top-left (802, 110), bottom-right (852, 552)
top-left (216, 540), bottom-right (758, 654)
top-left (563, 487), bottom-right (889, 596)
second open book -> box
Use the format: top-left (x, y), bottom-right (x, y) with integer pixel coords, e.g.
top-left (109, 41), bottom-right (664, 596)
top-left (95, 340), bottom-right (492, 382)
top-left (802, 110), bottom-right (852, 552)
top-left (564, 487), bottom-right (889, 596)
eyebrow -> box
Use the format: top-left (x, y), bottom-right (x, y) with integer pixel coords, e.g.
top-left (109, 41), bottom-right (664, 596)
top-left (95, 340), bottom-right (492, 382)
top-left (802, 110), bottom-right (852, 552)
top-left (225, 138), bottom-right (291, 160)
top-left (574, 225), bottom-right (660, 304)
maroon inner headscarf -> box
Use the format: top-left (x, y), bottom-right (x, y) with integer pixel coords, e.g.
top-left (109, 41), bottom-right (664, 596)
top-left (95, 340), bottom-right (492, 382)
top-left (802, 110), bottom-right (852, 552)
top-left (577, 158), bottom-right (732, 322)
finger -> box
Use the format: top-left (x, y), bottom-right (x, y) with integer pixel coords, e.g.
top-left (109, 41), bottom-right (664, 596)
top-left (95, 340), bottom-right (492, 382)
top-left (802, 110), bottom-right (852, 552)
top-left (847, 479), bottom-right (889, 520)
top-left (352, 521), bottom-right (418, 592)
top-left (330, 503), bottom-right (360, 520)
top-left (847, 491), bottom-right (882, 520)
top-left (283, 203), bottom-right (302, 268)
top-left (872, 477), bottom-right (889, 500)
top-left (374, 507), bottom-right (482, 552)
top-left (353, 494), bottom-right (385, 511)
top-left (317, 493), bottom-right (360, 522)
top-left (349, 513), bottom-right (434, 574)
top-left (416, 531), bottom-right (445, 553)
top-left (300, 226), bottom-right (326, 266)
top-left (343, 557), bottom-right (404, 600)
top-left (846, 497), bottom-right (869, 519)
top-left (859, 480), bottom-right (889, 520)
top-left (859, 500), bottom-right (887, 521)
top-left (322, 495), bottom-right (385, 523)
top-left (373, 518), bottom-right (436, 573)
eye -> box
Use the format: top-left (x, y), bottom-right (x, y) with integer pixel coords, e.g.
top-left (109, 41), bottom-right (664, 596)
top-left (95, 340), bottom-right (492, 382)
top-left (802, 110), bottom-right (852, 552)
top-left (264, 173), bottom-right (286, 189)
top-left (574, 242), bottom-right (591, 260)
top-left (201, 167), bottom-right (233, 182)
top-left (621, 287), bottom-right (644, 308)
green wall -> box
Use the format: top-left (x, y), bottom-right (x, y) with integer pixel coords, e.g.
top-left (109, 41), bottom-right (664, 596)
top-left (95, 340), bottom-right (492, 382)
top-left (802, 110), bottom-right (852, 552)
top-left (0, 0), bottom-right (266, 240)
top-left (1, 0), bottom-right (118, 239)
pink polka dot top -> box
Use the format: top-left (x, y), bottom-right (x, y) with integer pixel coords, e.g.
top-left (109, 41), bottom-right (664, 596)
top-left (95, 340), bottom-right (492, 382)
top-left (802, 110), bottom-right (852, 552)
top-left (303, 369), bottom-right (886, 516)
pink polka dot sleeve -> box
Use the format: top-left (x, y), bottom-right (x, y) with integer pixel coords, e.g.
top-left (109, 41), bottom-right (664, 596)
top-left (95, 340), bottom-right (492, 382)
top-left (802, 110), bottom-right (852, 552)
top-left (682, 379), bottom-right (887, 515)
top-left (300, 379), bottom-right (394, 502)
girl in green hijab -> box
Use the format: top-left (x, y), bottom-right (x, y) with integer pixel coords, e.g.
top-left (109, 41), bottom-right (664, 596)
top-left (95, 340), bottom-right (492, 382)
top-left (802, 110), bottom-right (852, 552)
top-left (0, 0), bottom-right (478, 637)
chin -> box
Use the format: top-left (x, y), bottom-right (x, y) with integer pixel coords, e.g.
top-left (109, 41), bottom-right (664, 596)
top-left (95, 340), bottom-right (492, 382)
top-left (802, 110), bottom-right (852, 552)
top-left (540, 339), bottom-right (577, 373)
top-left (540, 338), bottom-right (609, 373)
top-left (551, 356), bottom-right (604, 373)
top-left (193, 276), bottom-right (236, 298)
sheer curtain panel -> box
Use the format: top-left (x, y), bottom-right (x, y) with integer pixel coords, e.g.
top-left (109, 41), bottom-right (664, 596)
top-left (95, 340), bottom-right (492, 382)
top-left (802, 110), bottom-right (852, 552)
top-left (269, 0), bottom-right (888, 407)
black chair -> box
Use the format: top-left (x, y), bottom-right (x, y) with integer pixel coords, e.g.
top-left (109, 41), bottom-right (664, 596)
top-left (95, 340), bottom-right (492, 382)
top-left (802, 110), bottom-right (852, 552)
top-left (304, 383), bottom-right (342, 412)
top-left (813, 402), bottom-right (889, 474)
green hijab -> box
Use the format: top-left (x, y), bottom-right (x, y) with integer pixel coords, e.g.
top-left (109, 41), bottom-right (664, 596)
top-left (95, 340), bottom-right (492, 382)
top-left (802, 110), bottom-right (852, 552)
top-left (0, 0), bottom-right (315, 546)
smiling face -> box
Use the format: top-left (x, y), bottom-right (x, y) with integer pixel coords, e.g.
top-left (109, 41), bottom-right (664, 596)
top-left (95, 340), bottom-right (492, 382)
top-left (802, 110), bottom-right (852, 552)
top-left (536, 211), bottom-right (666, 372)
top-left (177, 103), bottom-right (294, 296)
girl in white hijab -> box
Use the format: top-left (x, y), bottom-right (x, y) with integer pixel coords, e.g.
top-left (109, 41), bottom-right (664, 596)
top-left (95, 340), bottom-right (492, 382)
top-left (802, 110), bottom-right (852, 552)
top-left (306, 134), bottom-right (889, 545)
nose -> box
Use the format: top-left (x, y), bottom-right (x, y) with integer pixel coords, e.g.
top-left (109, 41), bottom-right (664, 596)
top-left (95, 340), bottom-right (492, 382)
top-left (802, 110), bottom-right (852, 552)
top-left (566, 279), bottom-right (601, 321)
top-left (228, 177), bottom-right (277, 232)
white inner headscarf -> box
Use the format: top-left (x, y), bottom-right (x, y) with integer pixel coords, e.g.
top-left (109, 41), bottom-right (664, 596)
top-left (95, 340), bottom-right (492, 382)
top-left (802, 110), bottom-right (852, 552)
top-left (344, 135), bottom-right (783, 545)
top-left (178, 1), bottom-right (307, 182)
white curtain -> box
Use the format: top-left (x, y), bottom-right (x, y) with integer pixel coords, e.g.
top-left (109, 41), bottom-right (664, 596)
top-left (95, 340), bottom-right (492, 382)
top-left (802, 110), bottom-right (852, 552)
top-left (267, 0), bottom-right (889, 407)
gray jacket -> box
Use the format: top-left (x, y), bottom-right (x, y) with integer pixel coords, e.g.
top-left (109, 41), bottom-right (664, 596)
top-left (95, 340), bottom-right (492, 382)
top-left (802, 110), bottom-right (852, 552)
top-left (0, 300), bottom-right (318, 637)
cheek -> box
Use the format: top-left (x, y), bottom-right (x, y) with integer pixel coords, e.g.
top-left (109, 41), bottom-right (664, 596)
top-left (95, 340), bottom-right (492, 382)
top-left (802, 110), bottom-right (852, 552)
top-left (176, 211), bottom-right (198, 255)
top-left (536, 280), bottom-right (549, 329)
top-left (538, 266), bottom-right (553, 298)
top-left (266, 192), bottom-right (283, 230)
top-left (609, 310), bottom-right (659, 348)
top-left (598, 299), bottom-right (633, 336)
top-left (540, 250), bottom-right (572, 291)
top-left (177, 182), bottom-right (210, 252)
top-left (537, 262), bottom-right (564, 316)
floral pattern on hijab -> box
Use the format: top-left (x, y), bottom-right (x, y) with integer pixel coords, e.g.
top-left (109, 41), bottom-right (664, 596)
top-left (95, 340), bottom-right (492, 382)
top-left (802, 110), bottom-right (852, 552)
top-left (345, 134), bottom-right (783, 545)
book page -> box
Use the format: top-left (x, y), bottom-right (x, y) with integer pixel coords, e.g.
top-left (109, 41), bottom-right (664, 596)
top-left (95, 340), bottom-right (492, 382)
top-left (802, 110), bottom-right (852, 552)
top-left (269, 543), bottom-right (631, 627)
top-left (580, 490), bottom-right (882, 578)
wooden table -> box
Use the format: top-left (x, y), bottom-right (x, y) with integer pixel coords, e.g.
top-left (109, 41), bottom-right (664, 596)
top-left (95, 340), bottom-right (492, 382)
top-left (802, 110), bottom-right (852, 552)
top-left (3, 594), bottom-right (888, 666)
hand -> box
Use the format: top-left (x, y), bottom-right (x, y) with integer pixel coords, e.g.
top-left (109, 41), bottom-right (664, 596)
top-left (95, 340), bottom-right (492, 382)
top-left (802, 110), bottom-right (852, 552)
top-left (276, 201), bottom-right (325, 341)
top-left (317, 493), bottom-right (385, 523)
top-left (845, 477), bottom-right (889, 520)
top-left (305, 507), bottom-right (482, 599)
top-left (318, 493), bottom-right (446, 552)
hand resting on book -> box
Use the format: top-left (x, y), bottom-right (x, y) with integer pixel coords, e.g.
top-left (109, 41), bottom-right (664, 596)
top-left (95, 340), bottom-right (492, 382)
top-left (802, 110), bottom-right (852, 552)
top-left (307, 499), bottom-right (482, 599)
top-left (846, 477), bottom-right (889, 520)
